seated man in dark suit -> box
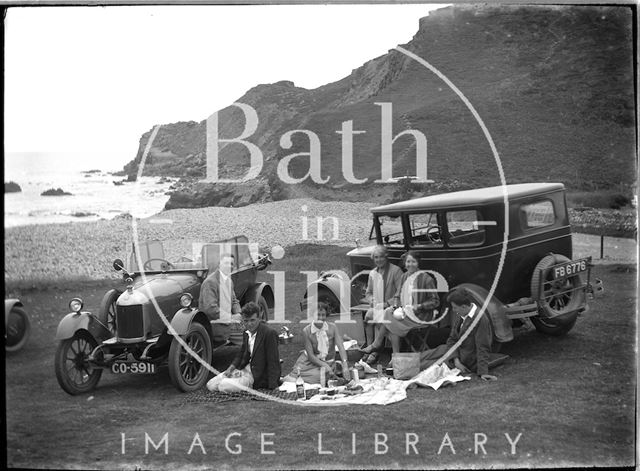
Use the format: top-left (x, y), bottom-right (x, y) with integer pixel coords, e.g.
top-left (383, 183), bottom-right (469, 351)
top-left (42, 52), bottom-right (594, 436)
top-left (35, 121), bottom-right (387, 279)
top-left (420, 287), bottom-right (497, 381)
top-left (207, 302), bottom-right (281, 392)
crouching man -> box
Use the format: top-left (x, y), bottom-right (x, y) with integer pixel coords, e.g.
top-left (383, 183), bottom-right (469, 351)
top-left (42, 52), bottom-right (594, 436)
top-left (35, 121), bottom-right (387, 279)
top-left (420, 287), bottom-right (498, 381)
top-left (207, 302), bottom-right (281, 392)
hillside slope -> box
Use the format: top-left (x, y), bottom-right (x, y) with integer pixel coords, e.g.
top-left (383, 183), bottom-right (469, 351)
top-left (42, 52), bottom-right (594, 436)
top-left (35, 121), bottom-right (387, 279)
top-left (120, 4), bottom-right (636, 208)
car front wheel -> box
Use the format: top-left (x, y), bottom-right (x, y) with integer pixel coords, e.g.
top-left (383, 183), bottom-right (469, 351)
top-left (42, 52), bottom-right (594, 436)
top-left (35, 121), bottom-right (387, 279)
top-left (168, 322), bottom-right (212, 392)
top-left (55, 331), bottom-right (102, 395)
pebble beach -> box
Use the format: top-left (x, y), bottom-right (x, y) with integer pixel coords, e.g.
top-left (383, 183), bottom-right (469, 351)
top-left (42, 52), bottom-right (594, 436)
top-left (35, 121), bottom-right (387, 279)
top-left (5, 198), bottom-right (636, 285)
top-left (5, 199), bottom-right (376, 284)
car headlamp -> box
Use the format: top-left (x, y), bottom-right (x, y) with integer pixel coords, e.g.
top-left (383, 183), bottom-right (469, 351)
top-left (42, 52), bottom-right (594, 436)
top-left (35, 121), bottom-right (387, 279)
top-left (179, 293), bottom-right (193, 308)
top-left (69, 298), bottom-right (83, 313)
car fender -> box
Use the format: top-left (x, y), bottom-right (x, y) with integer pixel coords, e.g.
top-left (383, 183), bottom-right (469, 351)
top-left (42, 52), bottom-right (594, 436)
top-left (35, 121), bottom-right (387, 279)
top-left (242, 282), bottom-right (275, 308)
top-left (55, 312), bottom-right (111, 341)
top-left (453, 283), bottom-right (514, 343)
top-left (304, 272), bottom-right (352, 313)
top-left (5, 299), bottom-right (24, 327)
top-left (170, 308), bottom-right (213, 340)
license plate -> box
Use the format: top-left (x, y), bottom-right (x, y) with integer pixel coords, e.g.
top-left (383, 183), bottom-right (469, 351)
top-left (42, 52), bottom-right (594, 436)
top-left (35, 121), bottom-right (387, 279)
top-left (552, 258), bottom-right (589, 279)
top-left (110, 361), bottom-right (156, 374)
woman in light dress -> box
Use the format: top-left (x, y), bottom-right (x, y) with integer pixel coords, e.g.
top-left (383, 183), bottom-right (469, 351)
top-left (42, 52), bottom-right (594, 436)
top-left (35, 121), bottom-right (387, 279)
top-left (361, 251), bottom-right (440, 362)
top-left (284, 302), bottom-right (351, 384)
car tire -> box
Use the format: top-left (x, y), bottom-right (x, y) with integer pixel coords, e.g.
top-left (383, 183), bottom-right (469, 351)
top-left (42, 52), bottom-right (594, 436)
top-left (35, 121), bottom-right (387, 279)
top-left (257, 295), bottom-right (269, 322)
top-left (6, 305), bottom-right (31, 352)
top-left (530, 254), bottom-right (581, 336)
top-left (168, 322), bottom-right (212, 392)
top-left (98, 289), bottom-right (121, 336)
top-left (317, 287), bottom-right (341, 316)
top-left (55, 331), bottom-right (102, 395)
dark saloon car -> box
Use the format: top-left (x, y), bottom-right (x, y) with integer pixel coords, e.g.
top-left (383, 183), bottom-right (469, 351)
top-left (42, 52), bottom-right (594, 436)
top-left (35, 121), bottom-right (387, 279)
top-left (303, 183), bottom-right (596, 346)
top-left (54, 235), bottom-right (274, 395)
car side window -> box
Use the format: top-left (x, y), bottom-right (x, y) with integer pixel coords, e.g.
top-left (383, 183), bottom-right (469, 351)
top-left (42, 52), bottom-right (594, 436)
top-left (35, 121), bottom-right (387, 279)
top-left (446, 210), bottom-right (486, 247)
top-left (520, 200), bottom-right (555, 229)
top-left (408, 212), bottom-right (443, 247)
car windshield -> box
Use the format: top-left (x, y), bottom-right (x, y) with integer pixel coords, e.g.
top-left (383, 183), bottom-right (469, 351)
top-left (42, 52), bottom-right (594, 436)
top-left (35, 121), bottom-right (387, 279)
top-left (128, 236), bottom-right (260, 272)
top-left (375, 215), bottom-right (404, 246)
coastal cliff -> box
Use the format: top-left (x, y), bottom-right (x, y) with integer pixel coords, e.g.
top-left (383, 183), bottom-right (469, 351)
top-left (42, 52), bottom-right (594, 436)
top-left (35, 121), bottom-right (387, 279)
top-left (120, 5), bottom-right (635, 209)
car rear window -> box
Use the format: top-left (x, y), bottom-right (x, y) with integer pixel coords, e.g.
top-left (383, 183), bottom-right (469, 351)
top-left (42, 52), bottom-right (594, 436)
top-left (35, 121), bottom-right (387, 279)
top-left (521, 200), bottom-right (555, 229)
top-left (446, 210), bottom-right (486, 247)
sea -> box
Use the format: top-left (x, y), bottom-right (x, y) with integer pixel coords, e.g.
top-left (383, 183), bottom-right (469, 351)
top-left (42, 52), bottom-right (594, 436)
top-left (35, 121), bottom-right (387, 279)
top-left (4, 152), bottom-right (175, 228)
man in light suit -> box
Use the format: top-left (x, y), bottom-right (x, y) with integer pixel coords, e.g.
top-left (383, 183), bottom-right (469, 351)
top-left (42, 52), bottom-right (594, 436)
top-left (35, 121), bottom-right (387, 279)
top-left (198, 253), bottom-right (241, 322)
top-left (207, 302), bottom-right (281, 392)
top-left (199, 253), bottom-right (241, 344)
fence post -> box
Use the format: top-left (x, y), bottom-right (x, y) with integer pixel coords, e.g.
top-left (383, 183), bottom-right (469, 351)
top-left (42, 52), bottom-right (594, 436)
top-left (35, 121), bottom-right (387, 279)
top-left (600, 234), bottom-right (604, 259)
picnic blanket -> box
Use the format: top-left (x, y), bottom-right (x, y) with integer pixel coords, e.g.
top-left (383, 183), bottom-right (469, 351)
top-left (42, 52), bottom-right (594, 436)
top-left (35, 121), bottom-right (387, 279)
top-left (278, 364), bottom-right (470, 405)
top-left (182, 388), bottom-right (297, 405)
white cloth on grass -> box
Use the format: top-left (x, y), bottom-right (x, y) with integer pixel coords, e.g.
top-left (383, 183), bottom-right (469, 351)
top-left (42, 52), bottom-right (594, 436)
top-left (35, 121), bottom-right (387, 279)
top-left (207, 365), bottom-right (253, 393)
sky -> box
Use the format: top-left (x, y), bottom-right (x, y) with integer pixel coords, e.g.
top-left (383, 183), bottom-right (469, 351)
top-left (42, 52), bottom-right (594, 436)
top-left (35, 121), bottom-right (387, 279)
top-left (5, 4), bottom-right (448, 168)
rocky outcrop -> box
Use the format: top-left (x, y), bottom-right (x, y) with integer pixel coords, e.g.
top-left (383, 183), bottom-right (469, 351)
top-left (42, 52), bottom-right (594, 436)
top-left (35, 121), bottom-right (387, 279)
top-left (5, 181), bottom-right (21, 193)
top-left (164, 180), bottom-right (272, 210)
top-left (41, 188), bottom-right (72, 196)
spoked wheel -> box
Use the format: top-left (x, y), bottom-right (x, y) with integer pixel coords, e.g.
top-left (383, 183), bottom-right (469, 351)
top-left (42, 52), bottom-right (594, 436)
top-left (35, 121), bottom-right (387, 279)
top-left (98, 289), bottom-right (121, 336)
top-left (55, 331), bottom-right (102, 395)
top-left (168, 322), bottom-right (212, 392)
top-left (6, 305), bottom-right (31, 352)
top-left (257, 295), bottom-right (269, 322)
top-left (530, 254), bottom-right (582, 336)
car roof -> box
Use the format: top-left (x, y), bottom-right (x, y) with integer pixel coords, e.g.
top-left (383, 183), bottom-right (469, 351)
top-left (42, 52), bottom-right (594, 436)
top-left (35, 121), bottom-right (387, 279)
top-left (371, 183), bottom-right (565, 214)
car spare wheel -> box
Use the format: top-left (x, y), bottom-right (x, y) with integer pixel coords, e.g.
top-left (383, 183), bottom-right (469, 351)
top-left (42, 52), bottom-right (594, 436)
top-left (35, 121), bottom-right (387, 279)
top-left (168, 322), bottom-right (212, 392)
top-left (530, 254), bottom-right (582, 336)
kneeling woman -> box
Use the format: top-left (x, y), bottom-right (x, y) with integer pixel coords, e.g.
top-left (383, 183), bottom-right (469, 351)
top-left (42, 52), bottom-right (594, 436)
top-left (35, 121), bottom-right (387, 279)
top-left (284, 302), bottom-right (351, 384)
top-left (361, 251), bottom-right (440, 361)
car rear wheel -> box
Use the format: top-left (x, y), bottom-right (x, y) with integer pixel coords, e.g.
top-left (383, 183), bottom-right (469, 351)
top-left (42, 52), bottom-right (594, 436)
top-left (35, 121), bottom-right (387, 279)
top-left (6, 305), bottom-right (31, 352)
top-left (530, 254), bottom-right (582, 336)
top-left (317, 287), bottom-right (341, 316)
top-left (55, 331), bottom-right (102, 395)
top-left (257, 295), bottom-right (269, 321)
top-left (98, 289), bottom-right (121, 336)
top-left (168, 322), bottom-right (212, 392)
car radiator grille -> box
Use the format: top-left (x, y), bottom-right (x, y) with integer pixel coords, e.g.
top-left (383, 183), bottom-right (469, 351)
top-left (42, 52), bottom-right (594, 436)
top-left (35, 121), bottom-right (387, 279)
top-left (116, 305), bottom-right (145, 339)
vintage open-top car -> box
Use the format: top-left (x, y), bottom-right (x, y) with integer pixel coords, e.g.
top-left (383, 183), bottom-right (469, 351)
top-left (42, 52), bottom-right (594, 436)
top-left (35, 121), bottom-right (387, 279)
top-left (54, 235), bottom-right (274, 395)
top-left (303, 183), bottom-right (598, 347)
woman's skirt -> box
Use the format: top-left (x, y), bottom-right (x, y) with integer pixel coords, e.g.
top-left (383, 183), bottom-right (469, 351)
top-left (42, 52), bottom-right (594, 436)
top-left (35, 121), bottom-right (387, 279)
top-left (383, 307), bottom-right (430, 337)
top-left (286, 351), bottom-right (334, 385)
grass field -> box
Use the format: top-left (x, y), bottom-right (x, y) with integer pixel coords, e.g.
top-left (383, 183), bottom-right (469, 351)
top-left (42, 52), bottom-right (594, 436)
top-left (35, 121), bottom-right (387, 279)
top-left (5, 246), bottom-right (637, 470)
